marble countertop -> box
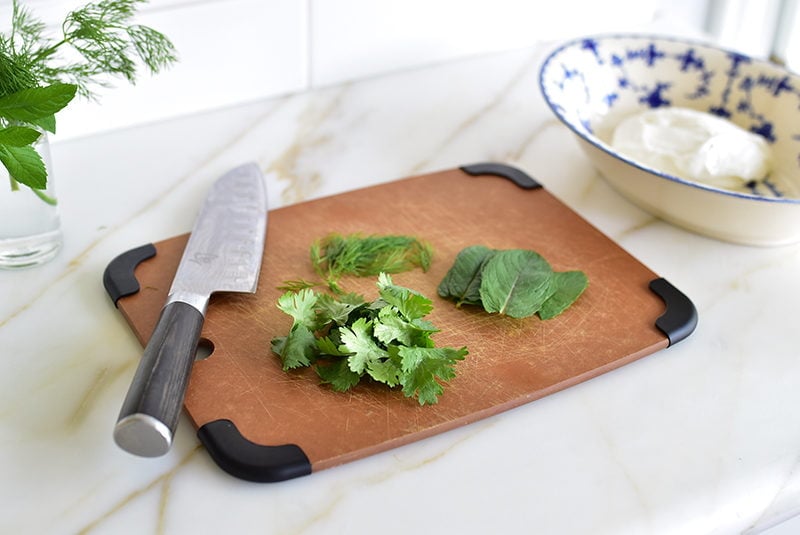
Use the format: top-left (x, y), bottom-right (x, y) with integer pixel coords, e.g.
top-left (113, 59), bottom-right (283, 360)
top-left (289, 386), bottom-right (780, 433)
top-left (2, 39), bottom-right (800, 535)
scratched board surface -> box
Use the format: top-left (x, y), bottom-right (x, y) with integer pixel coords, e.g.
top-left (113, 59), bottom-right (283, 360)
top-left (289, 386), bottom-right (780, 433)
top-left (114, 166), bottom-right (669, 476)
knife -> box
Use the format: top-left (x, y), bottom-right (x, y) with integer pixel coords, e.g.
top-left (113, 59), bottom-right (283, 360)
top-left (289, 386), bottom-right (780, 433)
top-left (114, 162), bottom-right (268, 457)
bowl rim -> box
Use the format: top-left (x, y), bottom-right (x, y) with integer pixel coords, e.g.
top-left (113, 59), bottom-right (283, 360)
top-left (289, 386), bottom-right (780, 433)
top-left (538, 33), bottom-right (800, 206)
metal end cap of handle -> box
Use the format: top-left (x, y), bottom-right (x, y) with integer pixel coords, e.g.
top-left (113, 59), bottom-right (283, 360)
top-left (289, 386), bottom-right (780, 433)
top-left (114, 414), bottom-right (173, 457)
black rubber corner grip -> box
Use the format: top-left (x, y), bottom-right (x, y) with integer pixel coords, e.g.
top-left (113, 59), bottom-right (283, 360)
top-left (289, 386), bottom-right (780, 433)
top-left (103, 243), bottom-right (157, 307)
top-left (459, 162), bottom-right (542, 190)
top-left (197, 419), bottom-right (312, 483)
top-left (649, 278), bottom-right (698, 346)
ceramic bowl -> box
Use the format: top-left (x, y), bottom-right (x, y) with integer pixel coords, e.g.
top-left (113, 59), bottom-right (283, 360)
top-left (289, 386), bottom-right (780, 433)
top-left (539, 34), bottom-right (800, 246)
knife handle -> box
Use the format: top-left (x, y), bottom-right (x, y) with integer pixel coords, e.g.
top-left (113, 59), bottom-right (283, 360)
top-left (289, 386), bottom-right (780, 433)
top-left (114, 301), bottom-right (205, 457)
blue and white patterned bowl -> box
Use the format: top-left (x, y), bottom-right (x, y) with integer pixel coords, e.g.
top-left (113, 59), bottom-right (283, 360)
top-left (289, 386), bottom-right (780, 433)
top-left (539, 34), bottom-right (800, 246)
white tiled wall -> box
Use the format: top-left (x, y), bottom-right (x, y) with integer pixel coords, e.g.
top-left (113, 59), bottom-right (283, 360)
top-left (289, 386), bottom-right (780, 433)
top-left (3, 0), bottom-right (709, 140)
top-left (309, 0), bottom-right (660, 87)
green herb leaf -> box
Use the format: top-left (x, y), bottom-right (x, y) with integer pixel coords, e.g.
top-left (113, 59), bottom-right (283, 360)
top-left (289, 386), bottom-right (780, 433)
top-left (126, 24), bottom-right (179, 74)
top-left (373, 306), bottom-right (415, 346)
top-left (365, 356), bottom-right (402, 387)
top-left (437, 245), bottom-right (495, 306)
top-left (439, 245), bottom-right (588, 320)
top-left (30, 114), bottom-right (56, 134)
top-left (398, 346), bottom-right (468, 405)
top-left (0, 83), bottom-right (77, 129)
top-left (338, 317), bottom-right (388, 374)
top-left (62, 0), bottom-right (177, 92)
top-left (0, 1), bottom-right (45, 96)
top-left (0, 0), bottom-right (178, 201)
top-left (315, 359), bottom-right (361, 392)
top-left (479, 249), bottom-right (554, 318)
top-left (0, 126), bottom-right (41, 146)
top-left (374, 305), bottom-right (438, 348)
top-left (315, 292), bottom-right (364, 326)
top-left (377, 272), bottom-right (433, 320)
top-left (271, 273), bottom-right (467, 404)
top-left (276, 288), bottom-right (319, 330)
top-left (538, 271), bottom-right (589, 320)
top-left (1, 0), bottom-right (177, 102)
top-left (317, 336), bottom-right (350, 357)
top-left (271, 324), bottom-right (318, 370)
top-left (0, 143), bottom-right (46, 189)
top-left (277, 279), bottom-right (319, 292)
top-left (311, 233), bottom-right (433, 292)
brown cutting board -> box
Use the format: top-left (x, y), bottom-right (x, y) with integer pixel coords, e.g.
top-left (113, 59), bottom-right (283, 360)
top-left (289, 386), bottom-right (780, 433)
top-left (107, 164), bottom-right (694, 482)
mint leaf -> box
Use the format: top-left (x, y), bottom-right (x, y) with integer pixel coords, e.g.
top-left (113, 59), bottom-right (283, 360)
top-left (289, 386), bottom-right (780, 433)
top-left (538, 271), bottom-right (589, 320)
top-left (315, 359), bottom-right (361, 391)
top-left (30, 115), bottom-right (56, 134)
top-left (0, 126), bottom-right (42, 147)
top-left (399, 346), bottom-right (468, 405)
top-left (339, 317), bottom-right (388, 374)
top-left (440, 245), bottom-right (588, 320)
top-left (479, 249), bottom-right (555, 318)
top-left (276, 288), bottom-right (319, 329)
top-left (0, 84), bottom-right (77, 130)
top-left (0, 143), bottom-right (46, 189)
top-left (437, 245), bottom-right (495, 306)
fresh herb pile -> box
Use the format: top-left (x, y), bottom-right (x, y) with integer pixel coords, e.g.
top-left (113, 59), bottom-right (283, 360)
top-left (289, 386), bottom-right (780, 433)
top-left (0, 0), bottom-right (177, 202)
top-left (271, 273), bottom-right (467, 405)
top-left (281, 233), bottom-right (433, 293)
top-left (271, 238), bottom-right (588, 405)
top-left (438, 245), bottom-right (588, 319)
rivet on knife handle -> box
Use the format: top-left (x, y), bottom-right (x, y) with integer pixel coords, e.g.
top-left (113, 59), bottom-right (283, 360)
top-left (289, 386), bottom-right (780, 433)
top-left (114, 301), bottom-right (205, 456)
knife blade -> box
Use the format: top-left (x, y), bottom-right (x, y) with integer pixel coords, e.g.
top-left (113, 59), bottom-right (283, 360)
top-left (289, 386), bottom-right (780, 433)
top-left (114, 162), bottom-right (268, 457)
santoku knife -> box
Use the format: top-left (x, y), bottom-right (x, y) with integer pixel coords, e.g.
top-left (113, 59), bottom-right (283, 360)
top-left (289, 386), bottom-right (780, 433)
top-left (114, 162), bottom-right (268, 457)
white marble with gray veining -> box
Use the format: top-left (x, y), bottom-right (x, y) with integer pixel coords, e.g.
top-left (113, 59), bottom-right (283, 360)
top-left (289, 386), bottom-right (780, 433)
top-left (2, 39), bottom-right (800, 535)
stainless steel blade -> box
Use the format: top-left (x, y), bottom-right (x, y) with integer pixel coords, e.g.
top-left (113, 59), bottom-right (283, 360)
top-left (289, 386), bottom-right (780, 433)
top-left (167, 162), bottom-right (268, 313)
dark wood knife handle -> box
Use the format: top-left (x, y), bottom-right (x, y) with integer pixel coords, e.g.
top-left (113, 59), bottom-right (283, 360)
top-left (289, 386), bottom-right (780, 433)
top-left (114, 301), bottom-right (205, 457)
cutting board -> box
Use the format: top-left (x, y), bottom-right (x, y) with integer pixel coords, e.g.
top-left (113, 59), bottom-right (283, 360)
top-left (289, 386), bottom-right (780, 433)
top-left (104, 163), bottom-right (696, 482)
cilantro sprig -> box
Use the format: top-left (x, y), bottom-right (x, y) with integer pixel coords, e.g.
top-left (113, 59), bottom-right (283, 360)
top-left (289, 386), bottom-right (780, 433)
top-left (271, 273), bottom-right (468, 405)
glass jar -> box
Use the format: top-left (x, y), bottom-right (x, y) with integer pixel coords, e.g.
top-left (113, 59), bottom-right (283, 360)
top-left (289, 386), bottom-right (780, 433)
top-left (0, 135), bottom-right (63, 269)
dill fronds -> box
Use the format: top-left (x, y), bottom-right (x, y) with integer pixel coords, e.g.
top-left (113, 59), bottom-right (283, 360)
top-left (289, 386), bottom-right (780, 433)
top-left (2, 0), bottom-right (179, 100)
top-left (311, 233), bottom-right (434, 293)
top-left (277, 279), bottom-right (321, 292)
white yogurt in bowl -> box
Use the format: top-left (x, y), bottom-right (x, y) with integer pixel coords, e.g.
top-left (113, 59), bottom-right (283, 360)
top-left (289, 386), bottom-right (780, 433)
top-left (539, 35), bottom-right (800, 246)
top-left (611, 107), bottom-right (772, 190)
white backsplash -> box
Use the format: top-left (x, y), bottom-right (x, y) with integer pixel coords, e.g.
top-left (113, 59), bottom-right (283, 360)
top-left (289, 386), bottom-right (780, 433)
top-left (309, 0), bottom-right (659, 86)
top-left (4, 0), bottom-right (709, 140)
